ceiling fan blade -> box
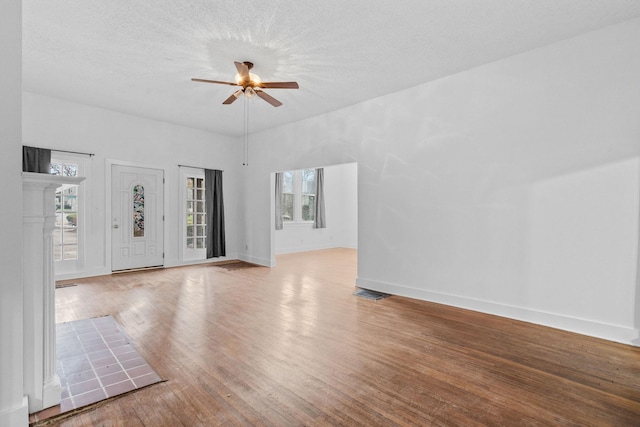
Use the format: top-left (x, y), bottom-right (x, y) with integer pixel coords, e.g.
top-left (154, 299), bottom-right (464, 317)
top-left (234, 61), bottom-right (250, 82)
top-left (259, 82), bottom-right (299, 89)
top-left (222, 89), bottom-right (243, 105)
top-left (255, 90), bottom-right (282, 107)
top-left (192, 78), bottom-right (238, 86)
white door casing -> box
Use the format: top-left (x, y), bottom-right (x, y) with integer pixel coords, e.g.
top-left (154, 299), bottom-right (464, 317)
top-left (111, 165), bottom-right (164, 271)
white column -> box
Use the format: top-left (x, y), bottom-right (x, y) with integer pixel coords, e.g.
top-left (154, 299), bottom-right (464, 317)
top-left (22, 173), bottom-right (84, 413)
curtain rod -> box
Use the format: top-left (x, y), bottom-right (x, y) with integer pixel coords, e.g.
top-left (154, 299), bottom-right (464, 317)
top-left (178, 164), bottom-right (224, 172)
top-left (52, 148), bottom-right (95, 157)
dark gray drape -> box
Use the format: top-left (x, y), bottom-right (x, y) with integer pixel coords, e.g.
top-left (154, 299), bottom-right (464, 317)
top-left (22, 146), bottom-right (51, 173)
top-left (205, 169), bottom-right (226, 258)
top-left (274, 172), bottom-right (283, 230)
top-left (314, 168), bottom-right (326, 228)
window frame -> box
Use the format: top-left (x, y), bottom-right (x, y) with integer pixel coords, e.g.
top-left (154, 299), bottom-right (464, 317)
top-left (280, 168), bottom-right (316, 225)
top-left (281, 170), bottom-right (295, 223)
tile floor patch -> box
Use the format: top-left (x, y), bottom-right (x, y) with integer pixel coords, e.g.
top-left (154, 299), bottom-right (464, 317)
top-left (30, 315), bottom-right (164, 424)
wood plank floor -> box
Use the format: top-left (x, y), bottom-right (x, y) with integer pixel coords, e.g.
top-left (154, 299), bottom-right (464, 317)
top-left (47, 248), bottom-right (640, 426)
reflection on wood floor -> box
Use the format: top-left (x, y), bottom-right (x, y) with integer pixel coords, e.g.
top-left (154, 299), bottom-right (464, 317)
top-left (50, 248), bottom-right (640, 426)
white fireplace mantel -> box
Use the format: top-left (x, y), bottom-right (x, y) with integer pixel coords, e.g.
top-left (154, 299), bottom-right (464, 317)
top-left (22, 172), bottom-right (85, 413)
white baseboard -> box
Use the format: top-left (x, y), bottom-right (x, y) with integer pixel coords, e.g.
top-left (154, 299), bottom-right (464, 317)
top-left (54, 253), bottom-right (242, 281)
top-left (165, 253), bottom-right (239, 268)
top-left (0, 396), bottom-right (28, 427)
top-left (355, 277), bottom-right (640, 347)
top-left (237, 253), bottom-right (273, 267)
top-left (55, 266), bottom-right (110, 281)
top-left (276, 244), bottom-right (357, 255)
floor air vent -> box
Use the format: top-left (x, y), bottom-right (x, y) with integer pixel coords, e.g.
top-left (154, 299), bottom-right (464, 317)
top-left (353, 288), bottom-right (391, 300)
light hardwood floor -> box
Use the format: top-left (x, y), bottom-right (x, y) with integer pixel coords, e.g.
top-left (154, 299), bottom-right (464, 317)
top-left (46, 248), bottom-right (640, 426)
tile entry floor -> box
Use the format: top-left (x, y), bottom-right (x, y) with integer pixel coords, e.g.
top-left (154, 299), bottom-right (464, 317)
top-left (30, 315), bottom-right (163, 424)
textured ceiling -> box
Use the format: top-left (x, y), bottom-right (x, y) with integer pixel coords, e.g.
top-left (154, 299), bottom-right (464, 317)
top-left (22, 0), bottom-right (640, 137)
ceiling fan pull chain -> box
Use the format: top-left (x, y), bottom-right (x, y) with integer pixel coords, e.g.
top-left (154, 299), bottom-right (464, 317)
top-left (243, 96), bottom-right (249, 166)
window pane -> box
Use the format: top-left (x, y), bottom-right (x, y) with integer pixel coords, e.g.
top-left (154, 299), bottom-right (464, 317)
top-left (133, 185), bottom-right (144, 237)
top-left (63, 164), bottom-right (78, 177)
top-left (283, 171), bottom-right (294, 193)
top-left (54, 245), bottom-right (62, 261)
top-left (65, 212), bottom-right (78, 227)
top-left (187, 225), bottom-right (194, 237)
top-left (282, 193), bottom-right (294, 221)
top-left (302, 169), bottom-right (316, 194)
top-left (53, 228), bottom-right (62, 261)
top-left (302, 194), bottom-right (316, 221)
top-left (50, 163), bottom-right (62, 175)
top-left (187, 177), bottom-right (194, 188)
top-left (196, 238), bottom-right (205, 249)
top-left (54, 185), bottom-right (79, 261)
top-left (186, 237), bottom-right (194, 248)
top-left (64, 196), bottom-right (77, 213)
top-left (196, 178), bottom-right (204, 189)
top-left (63, 244), bottom-right (77, 260)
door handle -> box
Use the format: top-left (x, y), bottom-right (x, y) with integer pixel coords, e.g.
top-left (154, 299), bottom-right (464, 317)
top-left (113, 224), bottom-right (119, 229)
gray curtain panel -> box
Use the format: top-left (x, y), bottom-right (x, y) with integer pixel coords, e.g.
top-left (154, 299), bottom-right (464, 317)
top-left (22, 146), bottom-right (51, 173)
top-left (314, 168), bottom-right (326, 228)
top-left (205, 169), bottom-right (226, 258)
top-left (274, 172), bottom-right (283, 230)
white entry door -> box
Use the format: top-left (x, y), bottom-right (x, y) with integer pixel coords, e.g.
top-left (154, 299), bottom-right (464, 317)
top-left (111, 165), bottom-right (164, 271)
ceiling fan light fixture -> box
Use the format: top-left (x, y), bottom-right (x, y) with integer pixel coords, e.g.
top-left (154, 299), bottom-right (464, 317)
top-left (244, 87), bottom-right (256, 98)
top-left (234, 72), bottom-right (261, 86)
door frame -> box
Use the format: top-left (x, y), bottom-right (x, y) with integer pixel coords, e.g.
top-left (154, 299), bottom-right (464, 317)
top-left (51, 151), bottom-right (90, 278)
top-left (106, 159), bottom-right (167, 272)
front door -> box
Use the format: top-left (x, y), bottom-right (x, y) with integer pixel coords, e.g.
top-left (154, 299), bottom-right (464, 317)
top-left (111, 164), bottom-right (164, 271)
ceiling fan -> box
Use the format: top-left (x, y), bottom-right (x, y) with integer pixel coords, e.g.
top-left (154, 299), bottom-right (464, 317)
top-left (192, 61), bottom-right (299, 107)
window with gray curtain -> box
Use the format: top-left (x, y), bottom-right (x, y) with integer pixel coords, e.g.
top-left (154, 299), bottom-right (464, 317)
top-left (275, 172), bottom-right (283, 230)
top-left (314, 168), bottom-right (326, 228)
top-left (22, 146), bottom-right (51, 173)
top-left (205, 169), bottom-right (225, 258)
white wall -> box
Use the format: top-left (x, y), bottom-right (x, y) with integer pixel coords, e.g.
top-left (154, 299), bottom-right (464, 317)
top-left (275, 162), bottom-right (357, 254)
top-left (0, 1), bottom-right (28, 425)
top-left (22, 93), bottom-right (242, 279)
top-left (240, 18), bottom-right (640, 345)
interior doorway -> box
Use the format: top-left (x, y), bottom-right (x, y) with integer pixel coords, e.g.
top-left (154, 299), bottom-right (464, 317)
top-left (272, 162), bottom-right (358, 258)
